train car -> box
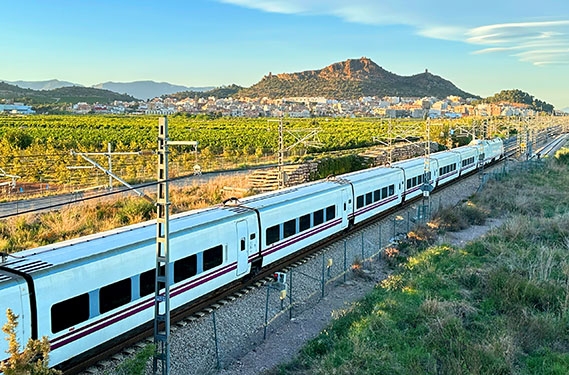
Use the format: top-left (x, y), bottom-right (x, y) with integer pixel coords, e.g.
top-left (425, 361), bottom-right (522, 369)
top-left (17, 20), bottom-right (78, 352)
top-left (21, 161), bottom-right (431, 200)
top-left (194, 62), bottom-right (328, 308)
top-left (430, 151), bottom-right (461, 186)
top-left (0, 268), bottom-right (34, 363)
top-left (453, 145), bottom-right (480, 176)
top-left (470, 138), bottom-right (504, 165)
top-left (1, 205), bottom-right (259, 369)
top-left (237, 180), bottom-right (352, 267)
top-left (0, 135), bottom-right (510, 371)
top-left (391, 157), bottom-right (437, 202)
top-left (340, 166), bottom-right (404, 224)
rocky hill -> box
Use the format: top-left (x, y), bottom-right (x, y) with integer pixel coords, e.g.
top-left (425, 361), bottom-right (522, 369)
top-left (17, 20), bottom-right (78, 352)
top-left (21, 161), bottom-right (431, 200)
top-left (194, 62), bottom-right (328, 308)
top-left (238, 57), bottom-right (477, 99)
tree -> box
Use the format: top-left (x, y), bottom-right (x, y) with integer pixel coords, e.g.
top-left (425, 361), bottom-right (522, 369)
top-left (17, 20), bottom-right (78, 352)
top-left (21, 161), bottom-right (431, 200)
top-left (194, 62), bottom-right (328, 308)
top-left (0, 309), bottom-right (61, 375)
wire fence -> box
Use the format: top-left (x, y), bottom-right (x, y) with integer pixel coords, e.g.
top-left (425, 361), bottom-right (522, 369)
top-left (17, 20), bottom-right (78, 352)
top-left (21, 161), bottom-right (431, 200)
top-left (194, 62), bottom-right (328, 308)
top-left (169, 201), bottom-right (436, 375)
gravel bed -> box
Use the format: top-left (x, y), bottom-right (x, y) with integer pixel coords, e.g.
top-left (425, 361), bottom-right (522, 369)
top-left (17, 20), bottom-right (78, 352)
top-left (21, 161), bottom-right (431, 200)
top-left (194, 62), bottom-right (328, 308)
top-left (80, 167), bottom-right (496, 375)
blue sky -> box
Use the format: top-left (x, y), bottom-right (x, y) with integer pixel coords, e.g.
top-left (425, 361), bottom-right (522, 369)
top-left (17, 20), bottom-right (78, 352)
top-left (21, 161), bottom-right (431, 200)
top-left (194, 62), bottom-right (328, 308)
top-left (1, 0), bottom-right (568, 109)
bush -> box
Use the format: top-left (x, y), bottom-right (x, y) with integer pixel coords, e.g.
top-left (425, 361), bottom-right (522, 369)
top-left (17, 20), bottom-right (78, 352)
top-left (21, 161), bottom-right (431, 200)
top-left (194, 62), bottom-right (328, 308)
top-left (0, 309), bottom-right (61, 375)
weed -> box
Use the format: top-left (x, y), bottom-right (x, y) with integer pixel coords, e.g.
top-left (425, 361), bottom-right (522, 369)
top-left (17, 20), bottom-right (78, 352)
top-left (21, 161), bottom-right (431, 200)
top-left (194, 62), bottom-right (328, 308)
top-left (112, 344), bottom-right (156, 375)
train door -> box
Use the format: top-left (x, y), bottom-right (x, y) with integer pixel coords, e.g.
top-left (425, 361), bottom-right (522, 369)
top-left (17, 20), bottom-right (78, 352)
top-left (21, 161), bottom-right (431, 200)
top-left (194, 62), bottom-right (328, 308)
top-left (342, 188), bottom-right (353, 228)
top-left (236, 220), bottom-right (249, 276)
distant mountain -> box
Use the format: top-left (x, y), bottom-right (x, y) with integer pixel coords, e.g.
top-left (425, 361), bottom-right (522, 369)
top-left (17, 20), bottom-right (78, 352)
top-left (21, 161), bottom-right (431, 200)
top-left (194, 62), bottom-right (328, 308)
top-left (3, 79), bottom-right (80, 91)
top-left (562, 107), bottom-right (569, 114)
top-left (238, 57), bottom-right (477, 99)
top-left (93, 81), bottom-right (214, 100)
top-left (0, 82), bottom-right (136, 105)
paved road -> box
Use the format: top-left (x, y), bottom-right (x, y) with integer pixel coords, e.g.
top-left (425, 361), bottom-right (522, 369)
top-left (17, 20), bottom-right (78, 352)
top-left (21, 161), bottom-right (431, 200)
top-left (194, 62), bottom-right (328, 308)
top-left (0, 169), bottom-right (252, 218)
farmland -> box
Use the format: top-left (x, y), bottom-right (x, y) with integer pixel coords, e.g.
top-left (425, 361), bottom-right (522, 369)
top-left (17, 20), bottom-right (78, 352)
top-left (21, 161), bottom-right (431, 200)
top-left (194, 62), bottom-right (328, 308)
top-left (0, 114), bottom-right (510, 190)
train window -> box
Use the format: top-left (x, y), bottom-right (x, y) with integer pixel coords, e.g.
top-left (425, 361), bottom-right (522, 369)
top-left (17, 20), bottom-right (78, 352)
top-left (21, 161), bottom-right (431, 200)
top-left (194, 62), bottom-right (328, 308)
top-left (356, 195), bottom-right (364, 209)
top-left (266, 225), bottom-right (280, 246)
top-left (406, 179), bottom-right (411, 189)
top-left (365, 192), bottom-right (372, 205)
top-left (388, 184), bottom-right (394, 196)
top-left (299, 214), bottom-right (311, 232)
top-left (241, 239), bottom-right (246, 251)
top-left (203, 245), bottom-right (223, 271)
top-left (140, 269), bottom-right (154, 297)
top-left (313, 209), bottom-right (324, 225)
top-left (250, 233), bottom-right (256, 240)
top-left (424, 171), bottom-right (431, 181)
top-left (326, 205), bottom-right (335, 221)
top-left (283, 219), bottom-right (296, 238)
top-left (139, 265), bottom-right (166, 297)
top-left (381, 187), bottom-right (388, 199)
top-left (374, 190), bottom-right (380, 202)
top-left (174, 254), bottom-right (197, 283)
top-left (418, 175), bottom-right (423, 184)
top-left (100, 278), bottom-right (132, 314)
top-left (411, 177), bottom-right (417, 187)
top-left (51, 293), bottom-right (90, 334)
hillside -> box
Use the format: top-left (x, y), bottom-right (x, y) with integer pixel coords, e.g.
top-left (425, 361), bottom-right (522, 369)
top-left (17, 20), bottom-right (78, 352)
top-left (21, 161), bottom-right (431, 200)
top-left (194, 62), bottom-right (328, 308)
top-left (237, 57), bottom-right (477, 99)
top-left (273, 152), bottom-right (569, 374)
top-left (3, 79), bottom-right (79, 91)
top-left (478, 89), bottom-right (554, 113)
top-left (0, 82), bottom-right (137, 104)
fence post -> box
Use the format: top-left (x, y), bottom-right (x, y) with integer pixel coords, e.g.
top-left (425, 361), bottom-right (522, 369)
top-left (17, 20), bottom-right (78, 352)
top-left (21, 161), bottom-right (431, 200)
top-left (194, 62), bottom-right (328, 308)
top-left (321, 253), bottom-right (326, 298)
top-left (378, 224), bottom-right (382, 261)
top-left (343, 240), bottom-right (347, 283)
top-left (289, 269), bottom-right (293, 320)
top-left (361, 231), bottom-right (365, 261)
top-left (264, 286), bottom-right (271, 340)
top-left (212, 310), bottom-right (221, 369)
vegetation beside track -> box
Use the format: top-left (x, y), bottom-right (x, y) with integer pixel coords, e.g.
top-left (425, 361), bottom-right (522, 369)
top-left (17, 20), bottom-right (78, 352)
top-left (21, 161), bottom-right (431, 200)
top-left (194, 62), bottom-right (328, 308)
top-left (272, 148), bottom-right (569, 374)
top-left (0, 175), bottom-right (251, 254)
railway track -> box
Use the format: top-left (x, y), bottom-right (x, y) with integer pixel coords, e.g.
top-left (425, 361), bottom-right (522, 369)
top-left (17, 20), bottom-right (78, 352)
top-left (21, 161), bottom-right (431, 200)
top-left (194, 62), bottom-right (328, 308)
top-left (56, 129), bottom-right (564, 374)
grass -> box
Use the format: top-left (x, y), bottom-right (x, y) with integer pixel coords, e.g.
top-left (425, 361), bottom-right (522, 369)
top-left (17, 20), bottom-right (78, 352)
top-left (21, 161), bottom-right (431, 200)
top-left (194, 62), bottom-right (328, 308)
top-left (271, 150), bottom-right (569, 375)
top-left (0, 175), bottom-right (251, 253)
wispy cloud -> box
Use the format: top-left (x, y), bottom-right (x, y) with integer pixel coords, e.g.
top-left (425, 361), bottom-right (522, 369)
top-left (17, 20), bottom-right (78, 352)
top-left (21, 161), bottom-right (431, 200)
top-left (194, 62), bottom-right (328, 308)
top-left (218, 0), bottom-right (569, 65)
top-left (217, 0), bottom-right (435, 25)
top-left (467, 21), bottom-right (569, 65)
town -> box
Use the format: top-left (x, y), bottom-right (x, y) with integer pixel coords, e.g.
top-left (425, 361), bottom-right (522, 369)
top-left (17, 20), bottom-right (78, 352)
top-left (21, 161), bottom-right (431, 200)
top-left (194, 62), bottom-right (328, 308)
top-left (2, 94), bottom-right (559, 118)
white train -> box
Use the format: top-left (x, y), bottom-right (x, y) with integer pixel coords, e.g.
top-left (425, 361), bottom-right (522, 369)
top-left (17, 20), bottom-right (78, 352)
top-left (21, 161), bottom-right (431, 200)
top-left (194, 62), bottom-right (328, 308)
top-left (0, 138), bottom-right (503, 371)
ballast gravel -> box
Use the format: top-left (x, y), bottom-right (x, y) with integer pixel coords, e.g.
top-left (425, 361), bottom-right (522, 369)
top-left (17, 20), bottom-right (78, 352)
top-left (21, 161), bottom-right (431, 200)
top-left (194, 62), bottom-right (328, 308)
top-left (82, 165), bottom-right (504, 375)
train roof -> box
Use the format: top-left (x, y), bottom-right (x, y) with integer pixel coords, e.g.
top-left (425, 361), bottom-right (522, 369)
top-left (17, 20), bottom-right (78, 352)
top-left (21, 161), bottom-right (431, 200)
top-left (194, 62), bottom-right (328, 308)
top-left (391, 156), bottom-right (426, 168)
top-left (339, 165), bottom-right (401, 182)
top-left (238, 179), bottom-right (346, 209)
top-left (0, 205), bottom-right (251, 274)
top-left (469, 138), bottom-right (503, 146)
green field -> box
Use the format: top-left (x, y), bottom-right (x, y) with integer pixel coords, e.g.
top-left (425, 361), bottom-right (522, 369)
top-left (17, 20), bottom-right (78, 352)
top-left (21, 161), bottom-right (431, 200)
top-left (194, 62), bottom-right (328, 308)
top-left (0, 114), bottom-right (514, 187)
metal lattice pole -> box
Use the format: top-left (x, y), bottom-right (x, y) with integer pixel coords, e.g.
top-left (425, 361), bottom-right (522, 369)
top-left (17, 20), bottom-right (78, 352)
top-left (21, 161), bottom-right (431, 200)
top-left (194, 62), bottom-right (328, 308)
top-left (154, 117), bottom-right (171, 375)
top-left (153, 117), bottom-right (197, 375)
top-left (278, 117), bottom-right (284, 189)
